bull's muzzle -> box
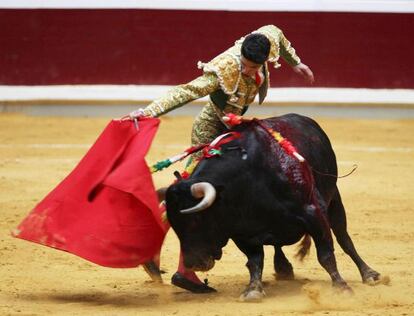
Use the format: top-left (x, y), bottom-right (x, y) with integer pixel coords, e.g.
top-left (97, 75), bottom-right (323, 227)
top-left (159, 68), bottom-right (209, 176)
top-left (179, 182), bottom-right (217, 214)
top-left (184, 253), bottom-right (216, 272)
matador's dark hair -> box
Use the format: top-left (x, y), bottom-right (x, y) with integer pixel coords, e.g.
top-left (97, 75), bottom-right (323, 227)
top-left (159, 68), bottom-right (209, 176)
top-left (241, 33), bottom-right (271, 64)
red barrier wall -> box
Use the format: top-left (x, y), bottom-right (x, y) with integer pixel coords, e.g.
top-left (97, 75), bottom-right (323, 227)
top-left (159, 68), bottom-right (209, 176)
top-left (0, 9), bottom-right (413, 88)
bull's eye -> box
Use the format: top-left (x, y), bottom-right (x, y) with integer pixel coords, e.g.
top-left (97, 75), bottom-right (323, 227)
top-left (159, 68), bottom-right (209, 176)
top-left (225, 146), bottom-right (248, 160)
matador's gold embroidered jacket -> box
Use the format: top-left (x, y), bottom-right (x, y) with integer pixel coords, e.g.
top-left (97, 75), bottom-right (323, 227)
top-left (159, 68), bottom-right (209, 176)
top-left (142, 25), bottom-right (301, 146)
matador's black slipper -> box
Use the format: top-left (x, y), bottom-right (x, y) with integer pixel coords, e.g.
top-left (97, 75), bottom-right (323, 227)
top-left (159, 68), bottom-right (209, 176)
top-left (171, 272), bottom-right (217, 293)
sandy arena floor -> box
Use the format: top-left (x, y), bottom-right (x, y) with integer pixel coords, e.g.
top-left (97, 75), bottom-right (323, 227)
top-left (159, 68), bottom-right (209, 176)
top-left (1, 113), bottom-right (413, 316)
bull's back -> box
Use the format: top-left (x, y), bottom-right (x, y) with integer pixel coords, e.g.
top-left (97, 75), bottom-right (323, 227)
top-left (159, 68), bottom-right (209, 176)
top-left (262, 114), bottom-right (338, 200)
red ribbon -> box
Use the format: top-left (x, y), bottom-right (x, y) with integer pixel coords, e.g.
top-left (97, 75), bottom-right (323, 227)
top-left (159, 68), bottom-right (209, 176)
top-left (224, 113), bottom-right (243, 127)
top-left (279, 139), bottom-right (298, 156)
top-left (202, 132), bottom-right (241, 158)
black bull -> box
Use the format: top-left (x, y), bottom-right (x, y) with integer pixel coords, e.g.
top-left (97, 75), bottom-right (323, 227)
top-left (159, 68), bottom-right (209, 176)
top-left (165, 114), bottom-right (381, 300)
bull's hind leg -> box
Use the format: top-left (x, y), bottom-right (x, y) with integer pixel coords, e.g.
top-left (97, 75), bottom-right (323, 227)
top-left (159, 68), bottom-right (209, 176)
top-left (234, 239), bottom-right (265, 302)
top-left (328, 189), bottom-right (381, 284)
top-left (304, 204), bottom-right (352, 292)
top-left (274, 246), bottom-right (294, 280)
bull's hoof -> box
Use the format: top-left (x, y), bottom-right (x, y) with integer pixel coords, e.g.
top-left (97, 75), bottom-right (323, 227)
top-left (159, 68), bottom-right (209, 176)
top-left (239, 289), bottom-right (265, 302)
top-left (362, 269), bottom-right (384, 286)
top-left (364, 274), bottom-right (390, 286)
top-left (171, 272), bottom-right (217, 294)
top-left (143, 261), bottom-right (163, 283)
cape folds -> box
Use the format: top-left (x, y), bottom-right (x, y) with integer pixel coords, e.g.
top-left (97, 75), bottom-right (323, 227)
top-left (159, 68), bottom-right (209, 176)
top-left (13, 118), bottom-right (168, 268)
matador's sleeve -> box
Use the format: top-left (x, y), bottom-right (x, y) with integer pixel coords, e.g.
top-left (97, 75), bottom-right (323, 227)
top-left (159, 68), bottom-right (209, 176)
top-left (255, 25), bottom-right (301, 68)
top-left (142, 73), bottom-right (220, 117)
top-left (279, 30), bottom-right (301, 66)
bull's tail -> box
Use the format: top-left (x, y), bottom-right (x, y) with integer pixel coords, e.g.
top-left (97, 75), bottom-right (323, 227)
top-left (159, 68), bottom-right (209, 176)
top-left (295, 234), bottom-right (312, 261)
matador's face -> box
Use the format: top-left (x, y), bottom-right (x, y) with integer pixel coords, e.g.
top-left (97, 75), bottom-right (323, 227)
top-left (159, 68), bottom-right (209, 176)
top-left (240, 55), bottom-right (262, 77)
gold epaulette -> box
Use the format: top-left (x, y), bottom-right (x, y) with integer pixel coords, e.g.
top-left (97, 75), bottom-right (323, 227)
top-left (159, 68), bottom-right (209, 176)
top-left (253, 24), bottom-right (283, 69)
top-left (197, 53), bottom-right (241, 95)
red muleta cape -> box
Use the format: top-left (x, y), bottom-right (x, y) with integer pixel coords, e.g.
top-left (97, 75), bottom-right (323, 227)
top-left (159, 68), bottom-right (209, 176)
top-left (13, 118), bottom-right (168, 268)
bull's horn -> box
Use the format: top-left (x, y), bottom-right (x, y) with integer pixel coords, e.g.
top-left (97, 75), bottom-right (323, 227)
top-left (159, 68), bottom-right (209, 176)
top-left (180, 182), bottom-right (217, 214)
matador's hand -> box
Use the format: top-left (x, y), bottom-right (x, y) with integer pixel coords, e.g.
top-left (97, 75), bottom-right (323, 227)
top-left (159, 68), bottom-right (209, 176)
top-left (120, 108), bottom-right (148, 121)
top-left (119, 108), bottom-right (150, 130)
top-left (292, 63), bottom-right (315, 84)
top-left (129, 108), bottom-right (148, 119)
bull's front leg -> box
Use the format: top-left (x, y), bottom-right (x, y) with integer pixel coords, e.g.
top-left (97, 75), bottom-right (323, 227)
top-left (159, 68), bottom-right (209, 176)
top-left (234, 239), bottom-right (265, 302)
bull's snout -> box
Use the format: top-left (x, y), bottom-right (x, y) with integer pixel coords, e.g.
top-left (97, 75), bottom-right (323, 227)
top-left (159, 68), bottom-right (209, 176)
top-left (213, 248), bottom-right (223, 261)
top-left (183, 253), bottom-right (216, 272)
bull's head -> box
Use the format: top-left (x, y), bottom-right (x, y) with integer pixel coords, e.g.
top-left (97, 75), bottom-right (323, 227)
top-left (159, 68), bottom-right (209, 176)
top-left (166, 180), bottom-right (226, 272)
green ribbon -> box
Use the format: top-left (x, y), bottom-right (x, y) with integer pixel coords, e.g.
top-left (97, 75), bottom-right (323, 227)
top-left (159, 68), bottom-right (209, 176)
top-left (151, 159), bottom-right (172, 172)
top-left (208, 149), bottom-right (222, 156)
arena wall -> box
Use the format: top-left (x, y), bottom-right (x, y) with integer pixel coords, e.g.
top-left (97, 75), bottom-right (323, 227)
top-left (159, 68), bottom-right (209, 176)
top-left (0, 2), bottom-right (413, 89)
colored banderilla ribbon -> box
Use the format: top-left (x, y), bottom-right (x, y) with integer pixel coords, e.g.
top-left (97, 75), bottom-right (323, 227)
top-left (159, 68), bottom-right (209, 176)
top-left (223, 113), bottom-right (305, 162)
top-left (150, 114), bottom-right (305, 173)
top-left (149, 144), bottom-right (206, 173)
top-left (266, 128), bottom-right (305, 162)
top-left (149, 132), bottom-right (241, 173)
